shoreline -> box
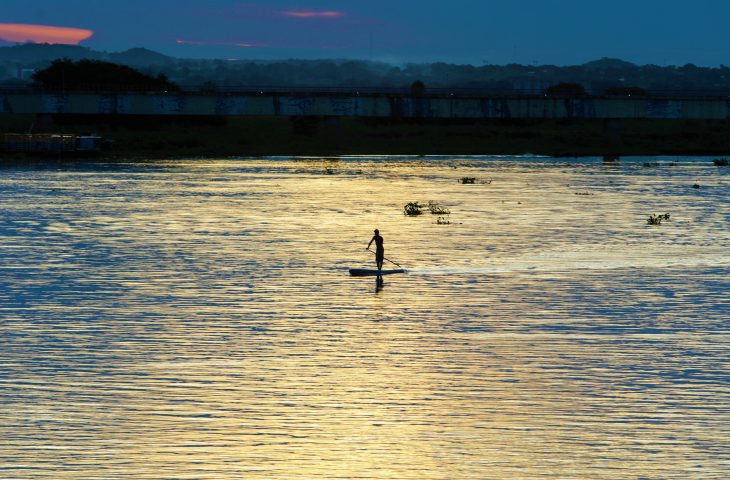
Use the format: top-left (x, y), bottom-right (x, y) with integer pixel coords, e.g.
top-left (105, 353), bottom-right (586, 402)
top-left (3, 115), bottom-right (730, 159)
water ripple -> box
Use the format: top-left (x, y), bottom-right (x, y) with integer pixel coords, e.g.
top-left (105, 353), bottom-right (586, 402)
top-left (1, 156), bottom-right (728, 479)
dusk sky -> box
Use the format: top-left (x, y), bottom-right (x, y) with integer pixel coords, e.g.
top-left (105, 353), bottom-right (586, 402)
top-left (2, 0), bottom-right (730, 65)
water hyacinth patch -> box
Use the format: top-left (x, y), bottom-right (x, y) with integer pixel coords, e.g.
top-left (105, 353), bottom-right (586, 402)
top-left (404, 202), bottom-right (424, 216)
top-left (648, 213), bottom-right (671, 225)
top-left (428, 201), bottom-right (451, 215)
top-left (460, 177), bottom-right (492, 184)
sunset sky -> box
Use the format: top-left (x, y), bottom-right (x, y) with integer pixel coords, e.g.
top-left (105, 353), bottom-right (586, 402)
top-left (2, 0), bottom-right (730, 65)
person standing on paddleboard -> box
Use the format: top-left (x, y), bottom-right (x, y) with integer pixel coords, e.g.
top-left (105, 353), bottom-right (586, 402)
top-left (367, 229), bottom-right (385, 271)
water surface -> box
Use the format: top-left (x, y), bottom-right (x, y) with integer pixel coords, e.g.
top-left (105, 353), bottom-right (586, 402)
top-left (1, 156), bottom-right (729, 479)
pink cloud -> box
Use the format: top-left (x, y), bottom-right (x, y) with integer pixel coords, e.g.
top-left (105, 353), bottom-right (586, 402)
top-left (0, 23), bottom-right (93, 44)
top-left (281, 10), bottom-right (346, 19)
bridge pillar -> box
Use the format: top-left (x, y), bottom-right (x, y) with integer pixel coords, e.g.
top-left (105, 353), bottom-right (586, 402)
top-left (36, 113), bottom-right (55, 130)
top-left (603, 118), bottom-right (622, 155)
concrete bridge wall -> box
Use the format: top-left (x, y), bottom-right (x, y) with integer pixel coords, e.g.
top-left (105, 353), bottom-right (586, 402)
top-left (2, 92), bottom-right (730, 120)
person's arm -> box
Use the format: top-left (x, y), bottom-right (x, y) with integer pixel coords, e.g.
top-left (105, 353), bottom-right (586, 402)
top-left (367, 236), bottom-right (374, 249)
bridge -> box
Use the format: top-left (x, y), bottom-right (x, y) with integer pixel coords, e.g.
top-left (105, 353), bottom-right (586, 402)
top-left (2, 90), bottom-right (730, 120)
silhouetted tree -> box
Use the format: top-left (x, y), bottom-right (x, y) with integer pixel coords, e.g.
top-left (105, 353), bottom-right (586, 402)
top-left (545, 82), bottom-right (587, 96)
top-left (32, 58), bottom-right (179, 92)
top-left (199, 80), bottom-right (218, 94)
top-left (603, 86), bottom-right (648, 96)
top-left (410, 80), bottom-right (426, 96)
top-left (11, 44), bottom-right (730, 95)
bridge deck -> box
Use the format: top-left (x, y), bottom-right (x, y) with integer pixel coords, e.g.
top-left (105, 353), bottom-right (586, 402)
top-left (2, 92), bottom-right (730, 120)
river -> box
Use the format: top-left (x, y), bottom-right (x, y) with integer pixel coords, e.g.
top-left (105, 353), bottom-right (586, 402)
top-left (1, 156), bottom-right (728, 479)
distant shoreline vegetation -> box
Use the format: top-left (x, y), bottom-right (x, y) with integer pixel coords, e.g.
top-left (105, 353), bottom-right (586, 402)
top-left (32, 59), bottom-right (178, 92)
top-left (5, 46), bottom-right (730, 158)
top-left (3, 44), bottom-right (730, 95)
top-left (4, 114), bottom-right (730, 158)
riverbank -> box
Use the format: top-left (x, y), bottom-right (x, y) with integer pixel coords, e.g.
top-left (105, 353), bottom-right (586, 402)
top-left (3, 114), bottom-right (730, 158)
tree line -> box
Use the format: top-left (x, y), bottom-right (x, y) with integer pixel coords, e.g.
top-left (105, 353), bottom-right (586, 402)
top-left (4, 44), bottom-right (730, 95)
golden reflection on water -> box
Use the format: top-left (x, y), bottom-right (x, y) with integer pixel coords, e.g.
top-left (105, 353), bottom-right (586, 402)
top-left (1, 156), bottom-right (729, 479)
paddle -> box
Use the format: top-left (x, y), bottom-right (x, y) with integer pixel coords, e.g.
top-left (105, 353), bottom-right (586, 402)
top-left (366, 247), bottom-right (404, 269)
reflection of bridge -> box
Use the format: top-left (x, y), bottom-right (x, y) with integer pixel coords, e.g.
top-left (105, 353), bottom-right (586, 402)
top-left (2, 91), bottom-right (730, 119)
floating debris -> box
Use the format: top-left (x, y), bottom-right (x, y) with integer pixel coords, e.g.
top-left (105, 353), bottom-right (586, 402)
top-left (404, 202), bottom-right (424, 216)
top-left (648, 213), bottom-right (671, 225)
top-left (406, 201), bottom-right (456, 223)
top-left (427, 201), bottom-right (451, 215)
top-left (459, 177), bottom-right (492, 185)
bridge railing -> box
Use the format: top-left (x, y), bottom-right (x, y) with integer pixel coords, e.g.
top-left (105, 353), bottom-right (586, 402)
top-left (3, 83), bottom-right (730, 99)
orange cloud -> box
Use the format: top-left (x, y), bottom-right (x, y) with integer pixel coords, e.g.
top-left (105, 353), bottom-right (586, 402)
top-left (0, 23), bottom-right (93, 44)
top-left (282, 10), bottom-right (345, 18)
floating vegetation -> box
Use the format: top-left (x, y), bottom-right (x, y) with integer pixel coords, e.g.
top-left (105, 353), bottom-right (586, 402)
top-left (713, 158), bottom-right (729, 166)
top-left (319, 158), bottom-right (340, 175)
top-left (460, 177), bottom-right (492, 184)
top-left (574, 191), bottom-right (594, 196)
top-left (427, 200), bottom-right (451, 215)
top-left (403, 202), bottom-right (424, 216)
top-left (406, 201), bottom-right (456, 224)
top-left (648, 213), bottom-right (671, 225)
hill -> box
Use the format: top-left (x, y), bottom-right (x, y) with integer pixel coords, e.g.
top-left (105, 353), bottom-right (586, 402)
top-left (2, 43), bottom-right (730, 95)
top-left (0, 43), bottom-right (103, 63)
top-left (108, 47), bottom-right (174, 67)
top-left (582, 57), bottom-right (637, 70)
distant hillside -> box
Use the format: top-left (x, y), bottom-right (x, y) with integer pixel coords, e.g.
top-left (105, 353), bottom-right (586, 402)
top-left (108, 48), bottom-right (174, 66)
top-left (2, 43), bottom-right (730, 95)
top-left (0, 43), bottom-right (103, 63)
top-left (582, 57), bottom-right (637, 70)
top-left (0, 44), bottom-right (172, 67)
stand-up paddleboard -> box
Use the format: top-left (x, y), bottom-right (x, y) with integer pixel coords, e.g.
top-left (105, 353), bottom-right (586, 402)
top-left (349, 268), bottom-right (405, 277)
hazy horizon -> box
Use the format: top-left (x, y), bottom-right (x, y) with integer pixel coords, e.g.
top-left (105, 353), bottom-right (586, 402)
top-left (0, 42), bottom-right (723, 71)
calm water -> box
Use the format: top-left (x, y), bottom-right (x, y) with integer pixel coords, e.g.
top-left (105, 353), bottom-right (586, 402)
top-left (1, 156), bottom-right (729, 479)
